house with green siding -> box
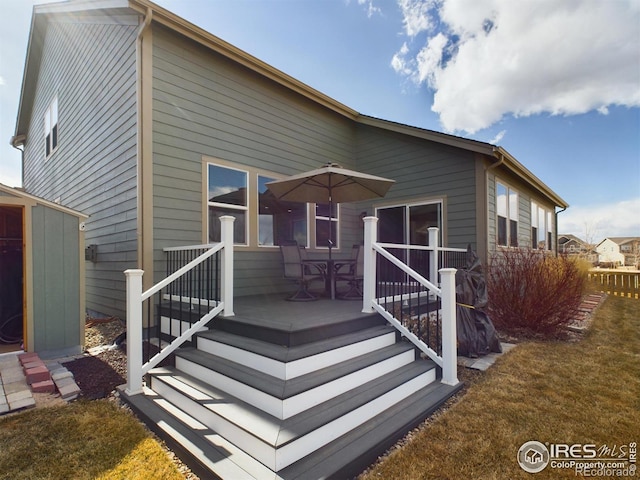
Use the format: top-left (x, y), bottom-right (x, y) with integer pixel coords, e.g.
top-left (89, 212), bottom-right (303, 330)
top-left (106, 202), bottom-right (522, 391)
top-left (11, 1), bottom-right (570, 477)
top-left (13, 0), bottom-right (567, 321)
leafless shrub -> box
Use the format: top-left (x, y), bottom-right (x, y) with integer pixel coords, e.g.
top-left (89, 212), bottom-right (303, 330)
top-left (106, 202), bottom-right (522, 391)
top-left (487, 249), bottom-right (587, 337)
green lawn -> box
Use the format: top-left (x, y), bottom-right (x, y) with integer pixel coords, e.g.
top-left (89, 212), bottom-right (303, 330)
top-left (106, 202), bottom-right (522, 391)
top-left (359, 295), bottom-right (640, 479)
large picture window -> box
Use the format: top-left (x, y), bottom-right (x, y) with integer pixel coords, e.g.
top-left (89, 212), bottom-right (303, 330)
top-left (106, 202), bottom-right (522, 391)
top-left (258, 175), bottom-right (307, 247)
top-left (497, 181), bottom-right (518, 247)
top-left (45, 96), bottom-right (58, 158)
top-left (208, 164), bottom-right (247, 244)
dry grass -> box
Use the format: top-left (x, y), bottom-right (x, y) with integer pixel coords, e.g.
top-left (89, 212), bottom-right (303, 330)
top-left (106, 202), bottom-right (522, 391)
top-left (0, 400), bottom-right (183, 480)
top-left (359, 295), bottom-right (640, 480)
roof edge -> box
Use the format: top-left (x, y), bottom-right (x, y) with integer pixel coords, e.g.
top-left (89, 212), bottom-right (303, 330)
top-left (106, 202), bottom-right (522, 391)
top-left (128, 0), bottom-right (359, 120)
top-left (0, 183), bottom-right (89, 219)
top-left (493, 146), bottom-right (569, 209)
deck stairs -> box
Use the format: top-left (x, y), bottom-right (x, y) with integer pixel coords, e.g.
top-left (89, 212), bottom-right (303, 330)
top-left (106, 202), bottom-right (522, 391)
top-left (121, 298), bottom-right (462, 479)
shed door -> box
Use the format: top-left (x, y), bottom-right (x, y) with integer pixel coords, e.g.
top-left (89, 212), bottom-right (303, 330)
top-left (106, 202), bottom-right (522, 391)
top-left (0, 206), bottom-right (24, 348)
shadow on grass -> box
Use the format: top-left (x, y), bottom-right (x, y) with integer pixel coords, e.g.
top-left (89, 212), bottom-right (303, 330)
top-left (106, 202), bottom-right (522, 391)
top-left (0, 400), bottom-right (183, 480)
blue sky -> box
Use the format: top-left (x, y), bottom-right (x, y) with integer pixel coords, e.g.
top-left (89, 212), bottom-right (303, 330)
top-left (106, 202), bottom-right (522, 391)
top-left (1, 0), bottom-right (639, 241)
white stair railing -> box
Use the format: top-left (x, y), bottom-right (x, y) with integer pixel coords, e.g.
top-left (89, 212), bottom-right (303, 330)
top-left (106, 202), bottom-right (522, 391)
top-left (124, 215), bottom-right (235, 395)
top-left (362, 216), bottom-right (459, 386)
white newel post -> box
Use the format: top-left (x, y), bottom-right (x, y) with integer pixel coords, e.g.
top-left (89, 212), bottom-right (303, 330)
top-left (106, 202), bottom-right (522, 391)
top-left (439, 267), bottom-right (459, 386)
top-left (220, 215), bottom-right (235, 317)
top-left (124, 269), bottom-right (144, 395)
top-left (429, 227), bottom-right (439, 286)
top-left (362, 216), bottom-right (378, 313)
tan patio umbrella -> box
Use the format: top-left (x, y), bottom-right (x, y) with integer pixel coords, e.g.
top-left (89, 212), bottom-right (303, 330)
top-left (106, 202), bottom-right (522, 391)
top-left (265, 163), bottom-right (395, 258)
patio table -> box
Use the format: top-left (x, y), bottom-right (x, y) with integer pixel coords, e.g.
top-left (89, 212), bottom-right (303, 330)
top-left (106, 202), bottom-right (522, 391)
top-left (303, 258), bottom-right (356, 300)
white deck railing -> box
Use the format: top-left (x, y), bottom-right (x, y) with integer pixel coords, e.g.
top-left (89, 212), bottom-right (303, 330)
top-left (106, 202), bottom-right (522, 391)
top-left (362, 217), bottom-right (460, 386)
top-left (124, 216), bottom-right (235, 395)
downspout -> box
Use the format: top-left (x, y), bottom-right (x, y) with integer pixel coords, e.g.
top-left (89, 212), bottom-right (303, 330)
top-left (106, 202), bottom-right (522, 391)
top-left (555, 206), bottom-right (567, 256)
top-left (10, 135), bottom-right (26, 187)
top-left (136, 8), bottom-right (152, 270)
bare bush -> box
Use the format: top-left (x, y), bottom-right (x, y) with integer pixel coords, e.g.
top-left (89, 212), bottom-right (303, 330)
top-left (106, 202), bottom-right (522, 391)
top-left (487, 249), bottom-right (587, 337)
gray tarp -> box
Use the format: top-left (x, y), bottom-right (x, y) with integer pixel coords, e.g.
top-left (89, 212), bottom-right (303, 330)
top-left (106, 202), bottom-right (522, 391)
top-left (455, 246), bottom-right (502, 357)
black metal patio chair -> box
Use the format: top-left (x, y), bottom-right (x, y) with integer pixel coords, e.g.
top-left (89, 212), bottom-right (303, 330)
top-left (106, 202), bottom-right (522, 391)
top-left (279, 241), bottom-right (327, 301)
top-left (334, 244), bottom-right (364, 300)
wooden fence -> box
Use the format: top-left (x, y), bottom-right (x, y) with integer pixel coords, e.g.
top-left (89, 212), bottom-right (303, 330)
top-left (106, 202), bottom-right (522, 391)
top-left (588, 271), bottom-right (640, 299)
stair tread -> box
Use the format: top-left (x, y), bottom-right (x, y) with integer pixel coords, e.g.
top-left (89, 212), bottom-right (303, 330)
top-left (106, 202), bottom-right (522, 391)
top-left (150, 359), bottom-right (436, 448)
top-left (120, 386), bottom-right (276, 480)
top-left (196, 324), bottom-right (396, 362)
top-left (122, 378), bottom-right (460, 480)
top-left (175, 342), bottom-right (418, 399)
top-left (279, 381), bottom-right (464, 480)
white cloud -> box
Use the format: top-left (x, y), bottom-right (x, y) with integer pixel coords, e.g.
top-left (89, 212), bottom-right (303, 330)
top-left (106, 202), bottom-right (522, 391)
top-left (558, 198), bottom-right (640, 241)
top-left (489, 129), bottom-right (505, 145)
top-left (397, 0), bottom-right (438, 37)
top-left (357, 0), bottom-right (382, 18)
top-left (0, 76), bottom-right (5, 86)
top-left (393, 0), bottom-right (640, 133)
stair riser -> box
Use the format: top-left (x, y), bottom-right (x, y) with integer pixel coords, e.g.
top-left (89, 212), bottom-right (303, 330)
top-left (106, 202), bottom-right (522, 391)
top-left (143, 390), bottom-right (279, 480)
top-left (151, 377), bottom-right (278, 471)
top-left (196, 331), bottom-right (397, 380)
top-left (151, 368), bottom-right (436, 472)
top-left (276, 369), bottom-right (436, 471)
top-left (175, 349), bottom-right (417, 420)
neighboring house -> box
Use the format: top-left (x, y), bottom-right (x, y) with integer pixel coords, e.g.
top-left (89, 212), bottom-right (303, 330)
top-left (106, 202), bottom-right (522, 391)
top-left (558, 234), bottom-right (597, 263)
top-left (11, 0), bottom-right (568, 321)
top-left (596, 237), bottom-right (640, 267)
top-left (10, 1), bottom-right (571, 476)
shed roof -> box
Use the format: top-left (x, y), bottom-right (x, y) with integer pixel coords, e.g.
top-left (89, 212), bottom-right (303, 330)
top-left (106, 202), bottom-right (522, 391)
top-left (0, 183), bottom-right (88, 219)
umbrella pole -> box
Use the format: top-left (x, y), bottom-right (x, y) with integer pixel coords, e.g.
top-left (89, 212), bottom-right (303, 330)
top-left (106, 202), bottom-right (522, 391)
top-left (328, 183), bottom-right (333, 260)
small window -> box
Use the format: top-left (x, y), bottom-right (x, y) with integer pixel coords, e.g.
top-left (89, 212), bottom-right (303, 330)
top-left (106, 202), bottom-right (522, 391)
top-left (45, 96), bottom-right (58, 158)
top-left (497, 181), bottom-right (518, 247)
top-left (207, 163), bottom-right (247, 244)
top-left (531, 202), bottom-right (539, 249)
top-left (546, 211), bottom-right (553, 251)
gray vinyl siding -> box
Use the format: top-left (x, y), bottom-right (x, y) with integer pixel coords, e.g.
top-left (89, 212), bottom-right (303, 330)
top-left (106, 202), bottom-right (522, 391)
top-left (21, 18), bottom-right (139, 318)
top-left (150, 26), bottom-right (357, 295)
top-left (355, 125), bottom-right (477, 250)
top-left (31, 204), bottom-right (82, 356)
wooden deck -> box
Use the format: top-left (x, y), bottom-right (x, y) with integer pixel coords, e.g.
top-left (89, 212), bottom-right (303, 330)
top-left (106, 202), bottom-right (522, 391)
top-left (122, 293), bottom-right (462, 479)
top-left (214, 294), bottom-right (384, 347)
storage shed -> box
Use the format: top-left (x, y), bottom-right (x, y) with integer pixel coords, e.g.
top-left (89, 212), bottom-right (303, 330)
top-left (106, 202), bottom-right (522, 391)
top-left (0, 184), bottom-right (87, 358)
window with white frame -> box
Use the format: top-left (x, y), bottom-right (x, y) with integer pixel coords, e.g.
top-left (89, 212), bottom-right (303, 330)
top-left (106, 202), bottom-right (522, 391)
top-left (207, 163), bottom-right (248, 244)
top-left (531, 202), bottom-right (539, 249)
top-left (497, 181), bottom-right (518, 247)
top-left (531, 202), bottom-right (553, 250)
top-left (547, 211), bottom-right (553, 251)
top-left (258, 175), bottom-right (308, 247)
top-left (45, 96), bottom-right (58, 158)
